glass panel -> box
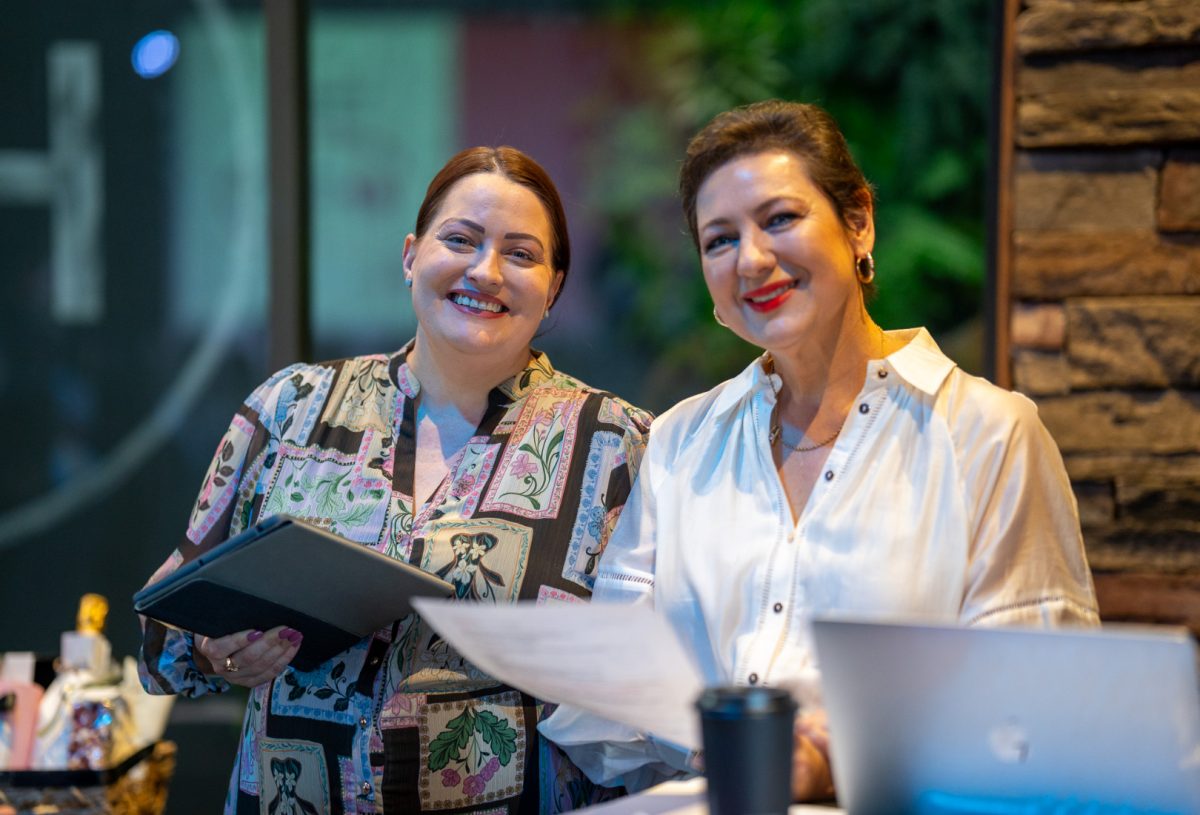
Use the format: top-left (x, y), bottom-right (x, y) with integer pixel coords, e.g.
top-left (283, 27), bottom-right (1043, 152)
top-left (0, 2), bottom-right (266, 808)
top-left (309, 11), bottom-right (457, 350)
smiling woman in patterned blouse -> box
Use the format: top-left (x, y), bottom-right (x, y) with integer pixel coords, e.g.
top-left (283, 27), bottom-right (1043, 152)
top-left (138, 146), bottom-right (652, 814)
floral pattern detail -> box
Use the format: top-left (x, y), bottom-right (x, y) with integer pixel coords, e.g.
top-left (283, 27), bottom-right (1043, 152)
top-left (189, 414), bottom-right (255, 541)
top-left (319, 354), bottom-right (393, 432)
top-left (438, 533), bottom-right (505, 600)
top-left (427, 704), bottom-right (518, 775)
top-left (563, 432), bottom-right (626, 590)
top-left (269, 643), bottom-right (370, 727)
top-left (339, 756), bottom-right (369, 814)
top-left (282, 660), bottom-right (354, 712)
top-left (382, 491), bottom-right (415, 559)
top-left (440, 442), bottom-right (499, 519)
top-left (422, 518), bottom-right (532, 605)
top-left (235, 685), bottom-right (267, 796)
top-left (379, 691), bottom-right (424, 730)
top-left (387, 614), bottom-right (492, 692)
top-left (261, 447), bottom-right (389, 542)
top-left (419, 692), bottom-right (526, 809)
top-left (481, 389), bottom-right (583, 519)
top-left (536, 585), bottom-right (585, 605)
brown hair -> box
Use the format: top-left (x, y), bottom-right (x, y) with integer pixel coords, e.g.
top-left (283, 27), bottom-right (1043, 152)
top-left (679, 99), bottom-right (875, 250)
top-left (415, 146), bottom-right (571, 306)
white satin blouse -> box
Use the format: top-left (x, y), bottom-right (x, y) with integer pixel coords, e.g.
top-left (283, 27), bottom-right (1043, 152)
top-left (539, 328), bottom-right (1099, 788)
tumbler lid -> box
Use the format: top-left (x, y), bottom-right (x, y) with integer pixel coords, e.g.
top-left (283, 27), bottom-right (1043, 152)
top-left (695, 685), bottom-right (797, 718)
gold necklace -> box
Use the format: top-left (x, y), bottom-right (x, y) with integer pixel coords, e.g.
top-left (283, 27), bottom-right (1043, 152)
top-left (769, 418), bottom-right (845, 453)
top-left (766, 327), bottom-right (883, 454)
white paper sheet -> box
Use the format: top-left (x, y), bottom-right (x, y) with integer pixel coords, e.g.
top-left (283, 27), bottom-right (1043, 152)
top-left (411, 598), bottom-right (705, 750)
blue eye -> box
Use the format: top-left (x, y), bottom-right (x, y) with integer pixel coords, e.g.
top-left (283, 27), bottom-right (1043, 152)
top-left (441, 233), bottom-right (477, 252)
top-left (767, 212), bottom-right (797, 228)
top-left (704, 234), bottom-right (736, 254)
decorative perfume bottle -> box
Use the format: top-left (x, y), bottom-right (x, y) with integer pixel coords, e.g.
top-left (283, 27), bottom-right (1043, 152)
top-left (32, 593), bottom-right (131, 770)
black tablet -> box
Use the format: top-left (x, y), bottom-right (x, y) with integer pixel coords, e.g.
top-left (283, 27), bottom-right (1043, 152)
top-left (133, 515), bottom-right (453, 672)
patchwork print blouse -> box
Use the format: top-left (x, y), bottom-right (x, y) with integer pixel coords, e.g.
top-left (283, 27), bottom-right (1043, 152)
top-left (138, 345), bottom-right (652, 814)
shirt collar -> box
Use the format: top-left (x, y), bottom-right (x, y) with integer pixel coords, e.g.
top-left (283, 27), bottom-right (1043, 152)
top-left (710, 353), bottom-right (781, 419)
top-left (882, 327), bottom-right (957, 396)
top-left (494, 349), bottom-right (556, 401)
top-left (709, 326), bottom-right (956, 418)
top-left (387, 341), bottom-right (556, 402)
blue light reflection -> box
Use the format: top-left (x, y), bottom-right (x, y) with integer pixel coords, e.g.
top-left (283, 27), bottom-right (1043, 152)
top-left (131, 30), bottom-right (180, 79)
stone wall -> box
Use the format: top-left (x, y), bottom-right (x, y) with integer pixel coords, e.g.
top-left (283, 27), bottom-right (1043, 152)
top-left (1007, 0), bottom-right (1200, 629)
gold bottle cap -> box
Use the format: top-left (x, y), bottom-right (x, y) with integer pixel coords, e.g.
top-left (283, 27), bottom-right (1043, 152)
top-left (77, 593), bottom-right (109, 635)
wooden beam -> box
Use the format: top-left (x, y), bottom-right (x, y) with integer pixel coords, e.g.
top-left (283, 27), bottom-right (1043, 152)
top-left (265, 0), bottom-right (312, 371)
top-left (988, 0), bottom-right (1019, 389)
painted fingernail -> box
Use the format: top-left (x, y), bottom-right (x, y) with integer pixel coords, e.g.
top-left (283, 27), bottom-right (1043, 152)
top-left (288, 631), bottom-right (304, 644)
top-left (247, 630), bottom-right (264, 643)
top-left (279, 628), bottom-right (296, 640)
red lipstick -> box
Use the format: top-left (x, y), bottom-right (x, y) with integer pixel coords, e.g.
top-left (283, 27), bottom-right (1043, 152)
top-left (742, 280), bottom-right (796, 313)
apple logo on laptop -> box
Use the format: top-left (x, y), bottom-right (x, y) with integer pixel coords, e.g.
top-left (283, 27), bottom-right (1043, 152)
top-left (988, 720), bottom-right (1030, 764)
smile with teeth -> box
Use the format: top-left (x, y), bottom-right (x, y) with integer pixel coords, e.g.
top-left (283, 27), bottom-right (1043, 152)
top-left (744, 280), bottom-right (797, 304)
top-left (449, 292), bottom-right (506, 313)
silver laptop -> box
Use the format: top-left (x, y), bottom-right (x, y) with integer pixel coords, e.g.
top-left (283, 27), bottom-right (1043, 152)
top-left (811, 618), bottom-right (1200, 814)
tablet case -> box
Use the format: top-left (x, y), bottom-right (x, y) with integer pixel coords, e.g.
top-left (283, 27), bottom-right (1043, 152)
top-left (133, 515), bottom-right (453, 672)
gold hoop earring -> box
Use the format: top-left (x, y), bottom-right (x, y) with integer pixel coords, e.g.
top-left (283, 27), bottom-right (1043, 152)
top-left (856, 253), bottom-right (875, 285)
top-left (713, 306), bottom-right (729, 328)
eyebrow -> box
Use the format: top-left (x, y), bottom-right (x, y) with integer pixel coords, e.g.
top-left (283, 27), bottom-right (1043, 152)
top-left (438, 219), bottom-right (546, 251)
top-left (505, 232), bottom-right (545, 250)
top-left (698, 215), bottom-right (730, 235)
top-left (699, 196), bottom-right (804, 234)
top-left (439, 217), bottom-right (485, 233)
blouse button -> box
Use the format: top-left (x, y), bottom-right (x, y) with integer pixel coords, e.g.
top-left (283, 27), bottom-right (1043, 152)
top-left (369, 656), bottom-right (381, 666)
top-left (773, 602), bottom-right (784, 613)
top-left (360, 781), bottom-right (372, 796)
top-left (859, 403), bottom-right (869, 414)
top-left (878, 369), bottom-right (888, 378)
top-left (359, 716), bottom-right (369, 729)
top-left (824, 470), bottom-right (834, 481)
top-left (748, 673), bottom-right (759, 685)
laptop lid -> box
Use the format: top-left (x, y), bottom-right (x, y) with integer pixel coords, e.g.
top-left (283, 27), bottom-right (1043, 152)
top-left (811, 618), bottom-right (1200, 815)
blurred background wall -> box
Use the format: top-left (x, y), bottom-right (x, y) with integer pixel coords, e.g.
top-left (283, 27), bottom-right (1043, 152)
top-left (0, 0), bottom-right (994, 809)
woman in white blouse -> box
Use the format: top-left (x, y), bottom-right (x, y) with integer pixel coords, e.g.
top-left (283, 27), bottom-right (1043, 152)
top-left (540, 99), bottom-right (1099, 801)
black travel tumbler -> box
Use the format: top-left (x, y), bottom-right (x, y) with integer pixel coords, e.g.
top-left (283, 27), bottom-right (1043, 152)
top-left (695, 686), bottom-right (797, 815)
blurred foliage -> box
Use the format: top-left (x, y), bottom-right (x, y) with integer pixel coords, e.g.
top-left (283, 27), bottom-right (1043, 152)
top-left (585, 0), bottom-right (994, 405)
